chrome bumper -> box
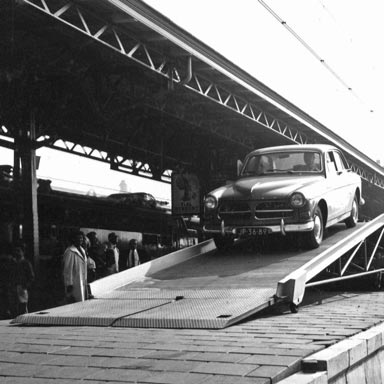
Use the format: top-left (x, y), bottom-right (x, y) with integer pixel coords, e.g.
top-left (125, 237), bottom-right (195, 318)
top-left (203, 218), bottom-right (315, 236)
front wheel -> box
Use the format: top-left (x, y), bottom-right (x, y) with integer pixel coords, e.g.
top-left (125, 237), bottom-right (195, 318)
top-left (213, 235), bottom-right (234, 251)
top-left (345, 196), bottom-right (359, 228)
top-left (290, 302), bottom-right (299, 313)
top-left (305, 206), bottom-right (324, 249)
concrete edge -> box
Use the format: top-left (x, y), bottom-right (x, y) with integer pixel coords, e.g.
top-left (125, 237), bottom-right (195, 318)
top-left (276, 321), bottom-right (384, 383)
top-left (89, 239), bottom-right (216, 296)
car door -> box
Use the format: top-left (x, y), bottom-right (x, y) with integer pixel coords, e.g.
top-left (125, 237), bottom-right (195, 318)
top-left (324, 150), bottom-right (353, 221)
top-left (333, 150), bottom-right (355, 214)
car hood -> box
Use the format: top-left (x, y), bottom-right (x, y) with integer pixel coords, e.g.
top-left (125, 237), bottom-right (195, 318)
top-left (217, 175), bottom-right (324, 200)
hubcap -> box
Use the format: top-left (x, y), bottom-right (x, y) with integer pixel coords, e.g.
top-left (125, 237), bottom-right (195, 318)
top-left (313, 214), bottom-right (323, 243)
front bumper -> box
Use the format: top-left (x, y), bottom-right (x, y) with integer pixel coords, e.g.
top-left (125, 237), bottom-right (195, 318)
top-left (203, 218), bottom-right (315, 236)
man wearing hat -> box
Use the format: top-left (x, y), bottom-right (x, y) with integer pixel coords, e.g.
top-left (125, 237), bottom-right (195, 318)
top-left (106, 232), bottom-right (120, 273)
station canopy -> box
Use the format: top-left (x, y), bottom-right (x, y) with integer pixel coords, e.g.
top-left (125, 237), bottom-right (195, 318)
top-left (1, 0), bottom-right (383, 187)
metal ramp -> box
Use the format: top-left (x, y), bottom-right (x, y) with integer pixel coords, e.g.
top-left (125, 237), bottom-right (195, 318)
top-left (15, 288), bottom-right (275, 328)
top-left (14, 215), bottom-right (384, 329)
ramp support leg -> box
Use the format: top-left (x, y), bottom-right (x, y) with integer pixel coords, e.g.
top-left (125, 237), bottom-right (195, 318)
top-left (276, 269), bottom-right (307, 311)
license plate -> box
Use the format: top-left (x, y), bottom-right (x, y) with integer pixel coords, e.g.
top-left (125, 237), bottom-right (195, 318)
top-left (238, 227), bottom-right (272, 236)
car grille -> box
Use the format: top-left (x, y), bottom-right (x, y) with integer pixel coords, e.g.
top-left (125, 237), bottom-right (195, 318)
top-left (218, 200), bottom-right (294, 221)
top-left (218, 201), bottom-right (250, 221)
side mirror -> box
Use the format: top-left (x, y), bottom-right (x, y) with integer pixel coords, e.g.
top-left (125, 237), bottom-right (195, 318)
top-left (237, 160), bottom-right (243, 176)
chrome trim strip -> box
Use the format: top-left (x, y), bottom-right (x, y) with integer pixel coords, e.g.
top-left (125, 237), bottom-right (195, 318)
top-left (203, 221), bottom-right (314, 234)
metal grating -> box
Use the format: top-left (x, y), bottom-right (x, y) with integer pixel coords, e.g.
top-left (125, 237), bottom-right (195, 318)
top-left (14, 288), bottom-right (275, 329)
top-left (113, 288), bottom-right (276, 329)
top-left (13, 299), bottom-right (171, 327)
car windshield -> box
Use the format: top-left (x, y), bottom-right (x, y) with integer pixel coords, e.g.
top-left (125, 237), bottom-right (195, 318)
top-left (241, 151), bottom-right (323, 176)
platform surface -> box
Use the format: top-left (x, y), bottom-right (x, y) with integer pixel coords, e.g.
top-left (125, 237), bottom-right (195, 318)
top-left (2, 289), bottom-right (384, 383)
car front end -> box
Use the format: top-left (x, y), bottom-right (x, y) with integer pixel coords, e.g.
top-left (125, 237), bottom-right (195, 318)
top-left (203, 183), bottom-right (318, 238)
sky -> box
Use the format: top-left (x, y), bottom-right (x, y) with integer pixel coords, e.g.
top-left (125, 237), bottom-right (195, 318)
top-left (1, 0), bottom-right (383, 198)
top-left (144, 0), bottom-right (384, 163)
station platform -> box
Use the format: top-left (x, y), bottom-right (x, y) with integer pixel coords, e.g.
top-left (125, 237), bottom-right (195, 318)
top-left (13, 223), bottom-right (367, 329)
top-left (2, 289), bottom-right (384, 383)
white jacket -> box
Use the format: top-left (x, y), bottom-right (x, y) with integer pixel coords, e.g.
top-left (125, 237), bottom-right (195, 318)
top-left (62, 245), bottom-right (88, 302)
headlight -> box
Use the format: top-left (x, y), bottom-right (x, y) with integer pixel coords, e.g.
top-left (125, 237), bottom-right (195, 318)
top-left (204, 196), bottom-right (218, 210)
top-left (290, 192), bottom-right (306, 208)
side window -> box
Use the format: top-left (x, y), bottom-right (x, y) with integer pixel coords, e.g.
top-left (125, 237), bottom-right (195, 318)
top-left (333, 151), bottom-right (346, 172)
top-left (326, 152), bottom-right (337, 175)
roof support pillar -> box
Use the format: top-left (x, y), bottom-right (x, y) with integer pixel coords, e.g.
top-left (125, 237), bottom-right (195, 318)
top-left (13, 111), bottom-right (40, 268)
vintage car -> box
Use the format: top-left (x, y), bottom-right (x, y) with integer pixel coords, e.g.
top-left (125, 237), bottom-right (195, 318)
top-left (203, 144), bottom-right (363, 249)
top-left (108, 192), bottom-right (170, 211)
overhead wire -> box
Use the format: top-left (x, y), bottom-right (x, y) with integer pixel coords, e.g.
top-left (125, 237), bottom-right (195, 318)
top-left (257, 0), bottom-right (374, 113)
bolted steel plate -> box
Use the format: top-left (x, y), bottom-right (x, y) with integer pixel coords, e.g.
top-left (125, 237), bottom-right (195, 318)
top-left (14, 288), bottom-right (275, 329)
top-left (112, 288), bottom-right (276, 329)
top-left (13, 298), bottom-right (171, 327)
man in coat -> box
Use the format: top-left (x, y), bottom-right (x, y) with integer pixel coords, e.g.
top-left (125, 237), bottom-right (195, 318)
top-left (127, 239), bottom-right (140, 269)
top-left (62, 231), bottom-right (88, 303)
top-left (106, 232), bottom-right (119, 273)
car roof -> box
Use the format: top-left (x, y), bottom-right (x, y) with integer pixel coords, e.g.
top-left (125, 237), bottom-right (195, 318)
top-left (247, 144), bottom-right (339, 157)
top-left (108, 192), bottom-right (153, 197)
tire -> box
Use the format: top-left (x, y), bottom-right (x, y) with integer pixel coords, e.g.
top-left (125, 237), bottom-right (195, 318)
top-left (213, 235), bottom-right (234, 251)
top-left (290, 302), bottom-right (299, 313)
top-left (305, 206), bottom-right (324, 249)
top-left (345, 195), bottom-right (359, 228)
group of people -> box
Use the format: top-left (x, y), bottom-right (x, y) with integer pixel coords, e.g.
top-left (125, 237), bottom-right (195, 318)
top-left (0, 230), bottom-right (143, 318)
top-left (62, 230), bottom-right (141, 303)
top-left (0, 242), bottom-right (35, 319)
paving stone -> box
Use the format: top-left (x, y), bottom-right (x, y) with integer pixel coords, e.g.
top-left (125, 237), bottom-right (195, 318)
top-left (202, 375), bottom-right (269, 384)
top-left (240, 354), bottom-right (301, 367)
top-left (150, 359), bottom-right (202, 372)
top-left (142, 350), bottom-right (199, 360)
top-left (6, 343), bottom-right (70, 354)
top-left (187, 352), bottom-right (250, 363)
top-left (234, 344), bottom-right (314, 354)
top-left (0, 362), bottom-right (18, 373)
top-left (247, 364), bottom-right (288, 382)
top-left (345, 363), bottom-right (366, 384)
top-left (1, 379), bottom-right (85, 384)
top-left (35, 366), bottom-right (104, 380)
top-left (351, 326), bottom-right (383, 355)
top-left (51, 346), bottom-right (148, 358)
top-left (87, 368), bottom-right (152, 382)
top-left (0, 363), bottom-right (52, 377)
top-left (192, 361), bottom-right (257, 376)
top-left (140, 371), bottom-right (209, 384)
top-left (276, 371), bottom-right (327, 384)
top-left (42, 355), bottom-right (111, 367)
top-left (302, 344), bottom-right (349, 380)
top-left (0, 351), bottom-right (57, 365)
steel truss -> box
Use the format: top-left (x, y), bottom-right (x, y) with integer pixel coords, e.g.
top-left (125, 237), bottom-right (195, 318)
top-left (307, 223), bottom-right (384, 288)
top-left (14, 0), bottom-right (384, 189)
top-left (278, 215), bottom-right (384, 310)
top-left (21, 0), bottom-right (307, 147)
top-left (305, 215), bottom-right (384, 289)
top-left (43, 138), bottom-right (173, 182)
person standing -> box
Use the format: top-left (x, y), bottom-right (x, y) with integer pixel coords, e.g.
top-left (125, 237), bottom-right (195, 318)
top-left (106, 232), bottom-right (119, 273)
top-left (62, 231), bottom-right (88, 303)
top-left (105, 248), bottom-right (118, 275)
top-left (87, 232), bottom-right (106, 277)
top-left (127, 239), bottom-right (140, 269)
top-left (81, 232), bottom-right (96, 283)
top-left (0, 242), bottom-right (16, 318)
top-left (13, 244), bottom-right (34, 315)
